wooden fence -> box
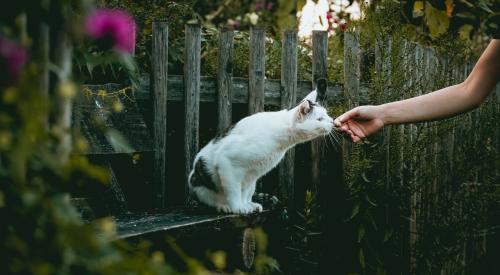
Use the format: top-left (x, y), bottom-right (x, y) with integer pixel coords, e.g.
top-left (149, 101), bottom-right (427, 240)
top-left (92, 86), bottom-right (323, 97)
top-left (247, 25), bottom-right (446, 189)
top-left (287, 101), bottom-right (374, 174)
top-left (146, 22), bottom-right (361, 211)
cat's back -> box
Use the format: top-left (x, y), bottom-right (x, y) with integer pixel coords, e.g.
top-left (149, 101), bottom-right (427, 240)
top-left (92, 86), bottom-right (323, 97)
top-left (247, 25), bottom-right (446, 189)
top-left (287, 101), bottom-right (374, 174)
top-left (231, 110), bottom-right (288, 135)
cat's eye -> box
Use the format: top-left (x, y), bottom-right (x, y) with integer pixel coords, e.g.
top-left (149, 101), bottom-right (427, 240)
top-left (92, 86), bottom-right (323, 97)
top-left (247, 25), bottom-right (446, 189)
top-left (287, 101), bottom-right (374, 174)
top-left (317, 117), bottom-right (324, 121)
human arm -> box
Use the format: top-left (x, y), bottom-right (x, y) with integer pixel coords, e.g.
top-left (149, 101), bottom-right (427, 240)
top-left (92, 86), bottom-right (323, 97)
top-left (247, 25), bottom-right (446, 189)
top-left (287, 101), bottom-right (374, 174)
top-left (334, 39), bottom-right (500, 142)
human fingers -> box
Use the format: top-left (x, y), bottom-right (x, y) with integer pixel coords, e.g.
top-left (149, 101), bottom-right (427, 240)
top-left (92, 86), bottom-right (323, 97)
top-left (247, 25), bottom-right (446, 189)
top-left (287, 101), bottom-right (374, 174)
top-left (347, 120), bottom-right (367, 139)
top-left (334, 107), bottom-right (360, 126)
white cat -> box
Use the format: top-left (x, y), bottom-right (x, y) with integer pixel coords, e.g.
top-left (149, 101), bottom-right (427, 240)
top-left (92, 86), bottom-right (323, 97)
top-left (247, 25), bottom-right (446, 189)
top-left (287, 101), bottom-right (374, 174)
top-left (188, 90), bottom-right (334, 214)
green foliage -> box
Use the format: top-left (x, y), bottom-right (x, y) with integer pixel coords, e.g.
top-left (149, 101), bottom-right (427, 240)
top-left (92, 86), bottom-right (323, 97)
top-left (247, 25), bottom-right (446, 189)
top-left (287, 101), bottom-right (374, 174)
top-left (401, 0), bottom-right (500, 40)
top-left (331, 1), bottom-right (500, 273)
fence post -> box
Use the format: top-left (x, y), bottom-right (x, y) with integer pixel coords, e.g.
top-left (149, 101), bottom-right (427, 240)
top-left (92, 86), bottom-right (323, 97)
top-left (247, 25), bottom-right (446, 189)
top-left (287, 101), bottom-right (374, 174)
top-left (248, 27), bottom-right (265, 114)
top-left (409, 43), bottom-right (424, 273)
top-left (184, 24), bottom-right (201, 201)
top-left (278, 30), bottom-right (298, 208)
top-left (152, 21), bottom-right (168, 209)
top-left (217, 27), bottom-right (234, 132)
top-left (248, 27), bottom-right (265, 191)
top-left (342, 30), bottom-right (361, 185)
top-left (311, 30), bottom-right (328, 196)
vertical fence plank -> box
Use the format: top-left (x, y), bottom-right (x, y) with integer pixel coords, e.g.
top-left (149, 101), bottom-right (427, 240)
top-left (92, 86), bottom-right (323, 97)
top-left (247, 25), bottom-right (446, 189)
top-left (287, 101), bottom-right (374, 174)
top-left (217, 28), bottom-right (234, 132)
top-left (409, 43), bottom-right (423, 273)
top-left (152, 21), bottom-right (168, 209)
top-left (248, 28), bottom-right (265, 114)
top-left (344, 31), bottom-right (361, 110)
top-left (184, 24), bottom-right (201, 200)
top-left (342, 31), bottom-right (361, 188)
top-left (278, 30), bottom-right (298, 207)
top-left (248, 27), bottom-right (265, 192)
top-left (311, 30), bottom-right (328, 195)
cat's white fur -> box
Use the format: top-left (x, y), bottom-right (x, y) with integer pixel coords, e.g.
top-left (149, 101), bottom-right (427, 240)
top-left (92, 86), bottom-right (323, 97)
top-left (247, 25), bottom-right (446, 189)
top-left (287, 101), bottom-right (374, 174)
top-left (188, 90), bottom-right (334, 214)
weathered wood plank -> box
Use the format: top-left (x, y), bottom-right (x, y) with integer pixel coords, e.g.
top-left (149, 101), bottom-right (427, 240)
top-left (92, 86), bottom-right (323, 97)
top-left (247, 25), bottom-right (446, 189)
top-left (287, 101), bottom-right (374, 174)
top-left (152, 21), bottom-right (168, 209)
top-left (184, 24), bottom-right (201, 200)
top-left (217, 27), bottom-right (234, 132)
top-left (342, 31), bottom-right (361, 190)
top-left (114, 209), bottom-right (270, 240)
top-left (343, 31), bottom-right (361, 110)
top-left (312, 29), bottom-right (328, 103)
top-left (136, 74), bottom-right (347, 106)
top-left (102, 160), bottom-right (128, 214)
top-left (311, 30), bottom-right (328, 196)
top-left (278, 30), bottom-right (298, 207)
top-left (248, 28), bottom-right (265, 114)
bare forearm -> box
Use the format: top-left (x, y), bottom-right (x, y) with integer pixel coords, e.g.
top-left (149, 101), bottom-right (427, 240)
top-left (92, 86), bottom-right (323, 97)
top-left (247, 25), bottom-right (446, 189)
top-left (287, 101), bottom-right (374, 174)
top-left (379, 40), bottom-right (500, 125)
top-left (380, 82), bottom-right (477, 124)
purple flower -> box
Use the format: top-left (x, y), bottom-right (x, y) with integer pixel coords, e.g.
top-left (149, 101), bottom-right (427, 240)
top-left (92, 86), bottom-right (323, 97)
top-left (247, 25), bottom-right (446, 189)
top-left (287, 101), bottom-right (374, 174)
top-left (266, 2), bottom-right (274, 11)
top-left (0, 37), bottom-right (27, 88)
top-left (85, 9), bottom-right (136, 53)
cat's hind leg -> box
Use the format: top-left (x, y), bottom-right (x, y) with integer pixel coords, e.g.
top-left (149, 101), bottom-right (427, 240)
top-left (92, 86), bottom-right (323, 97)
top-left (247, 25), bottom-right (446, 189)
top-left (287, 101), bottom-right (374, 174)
top-left (217, 162), bottom-right (253, 214)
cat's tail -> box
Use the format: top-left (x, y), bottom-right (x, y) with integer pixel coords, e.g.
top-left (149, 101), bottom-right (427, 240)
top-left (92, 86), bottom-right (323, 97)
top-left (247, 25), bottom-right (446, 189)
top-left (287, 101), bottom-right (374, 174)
top-left (190, 186), bottom-right (219, 208)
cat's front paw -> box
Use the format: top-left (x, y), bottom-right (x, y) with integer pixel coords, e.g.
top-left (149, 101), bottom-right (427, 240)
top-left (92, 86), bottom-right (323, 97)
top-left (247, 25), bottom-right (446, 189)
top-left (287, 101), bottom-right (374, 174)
top-left (229, 203), bottom-right (254, 214)
top-left (249, 202), bottom-right (263, 213)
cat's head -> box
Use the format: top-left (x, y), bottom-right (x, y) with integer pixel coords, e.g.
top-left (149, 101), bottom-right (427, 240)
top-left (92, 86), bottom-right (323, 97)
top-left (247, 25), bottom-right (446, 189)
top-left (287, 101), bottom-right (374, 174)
top-left (292, 90), bottom-right (334, 139)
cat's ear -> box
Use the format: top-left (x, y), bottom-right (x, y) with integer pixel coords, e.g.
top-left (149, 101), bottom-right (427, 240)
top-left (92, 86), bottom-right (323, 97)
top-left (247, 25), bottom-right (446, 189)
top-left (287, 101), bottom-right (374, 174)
top-left (297, 100), bottom-right (312, 120)
top-left (303, 90), bottom-right (317, 103)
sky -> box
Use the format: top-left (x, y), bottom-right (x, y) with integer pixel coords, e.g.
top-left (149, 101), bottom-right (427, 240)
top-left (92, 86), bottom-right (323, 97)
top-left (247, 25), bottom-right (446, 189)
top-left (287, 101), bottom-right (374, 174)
top-left (298, 0), bottom-right (363, 38)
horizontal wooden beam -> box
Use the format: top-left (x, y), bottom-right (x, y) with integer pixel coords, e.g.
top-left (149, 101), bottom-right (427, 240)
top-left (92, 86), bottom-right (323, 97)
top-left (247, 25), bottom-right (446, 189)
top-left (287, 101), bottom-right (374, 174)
top-left (135, 74), bottom-right (360, 106)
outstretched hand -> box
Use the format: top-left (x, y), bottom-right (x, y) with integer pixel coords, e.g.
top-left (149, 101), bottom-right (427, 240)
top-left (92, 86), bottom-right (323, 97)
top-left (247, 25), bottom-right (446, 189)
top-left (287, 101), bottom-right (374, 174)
top-left (334, 105), bottom-right (386, 142)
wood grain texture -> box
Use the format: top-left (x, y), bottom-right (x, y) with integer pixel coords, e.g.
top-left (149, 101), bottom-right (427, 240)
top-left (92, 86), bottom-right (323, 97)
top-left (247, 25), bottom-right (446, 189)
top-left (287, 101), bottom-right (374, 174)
top-left (278, 30), bottom-right (298, 207)
top-left (342, 31), bottom-right (361, 179)
top-left (184, 24), bottom-right (202, 200)
top-left (217, 28), bottom-right (234, 132)
top-left (114, 209), bottom-right (270, 240)
top-left (312, 31), bottom-right (328, 101)
top-left (136, 74), bottom-right (348, 106)
top-left (152, 21), bottom-right (168, 209)
top-left (311, 31), bottom-right (328, 195)
top-left (248, 28), bottom-right (265, 114)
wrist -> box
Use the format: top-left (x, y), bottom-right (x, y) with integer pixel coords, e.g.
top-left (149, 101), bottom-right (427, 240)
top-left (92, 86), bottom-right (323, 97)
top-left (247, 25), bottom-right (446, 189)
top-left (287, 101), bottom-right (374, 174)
top-left (376, 104), bottom-right (392, 125)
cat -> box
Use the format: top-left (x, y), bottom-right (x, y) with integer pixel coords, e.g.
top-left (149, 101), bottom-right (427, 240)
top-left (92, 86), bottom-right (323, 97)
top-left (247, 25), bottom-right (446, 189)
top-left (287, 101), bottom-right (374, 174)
top-left (188, 90), bottom-right (334, 214)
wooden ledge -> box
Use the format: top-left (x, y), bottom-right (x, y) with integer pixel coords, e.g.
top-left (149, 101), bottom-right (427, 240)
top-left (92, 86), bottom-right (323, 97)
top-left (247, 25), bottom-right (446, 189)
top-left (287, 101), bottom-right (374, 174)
top-left (113, 208), bottom-right (271, 240)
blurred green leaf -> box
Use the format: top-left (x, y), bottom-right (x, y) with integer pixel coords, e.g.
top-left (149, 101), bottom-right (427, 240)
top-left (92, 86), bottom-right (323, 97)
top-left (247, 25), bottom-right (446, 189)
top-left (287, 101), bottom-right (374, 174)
top-left (425, 3), bottom-right (450, 37)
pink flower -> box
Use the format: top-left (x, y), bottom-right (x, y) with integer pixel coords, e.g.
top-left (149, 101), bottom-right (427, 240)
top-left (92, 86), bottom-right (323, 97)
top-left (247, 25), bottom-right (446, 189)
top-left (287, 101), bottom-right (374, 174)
top-left (326, 12), bottom-right (333, 20)
top-left (0, 37), bottom-right (27, 88)
top-left (266, 2), bottom-right (274, 11)
top-left (340, 23), bottom-right (348, 30)
top-left (232, 20), bottom-right (241, 30)
top-left (85, 9), bottom-right (136, 53)
top-left (255, 1), bottom-right (264, 11)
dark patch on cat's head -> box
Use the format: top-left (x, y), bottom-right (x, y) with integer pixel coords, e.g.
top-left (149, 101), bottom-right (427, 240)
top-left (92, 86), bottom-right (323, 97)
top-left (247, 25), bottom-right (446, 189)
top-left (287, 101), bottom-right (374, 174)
top-left (190, 157), bottom-right (217, 191)
top-left (213, 124), bottom-right (235, 143)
